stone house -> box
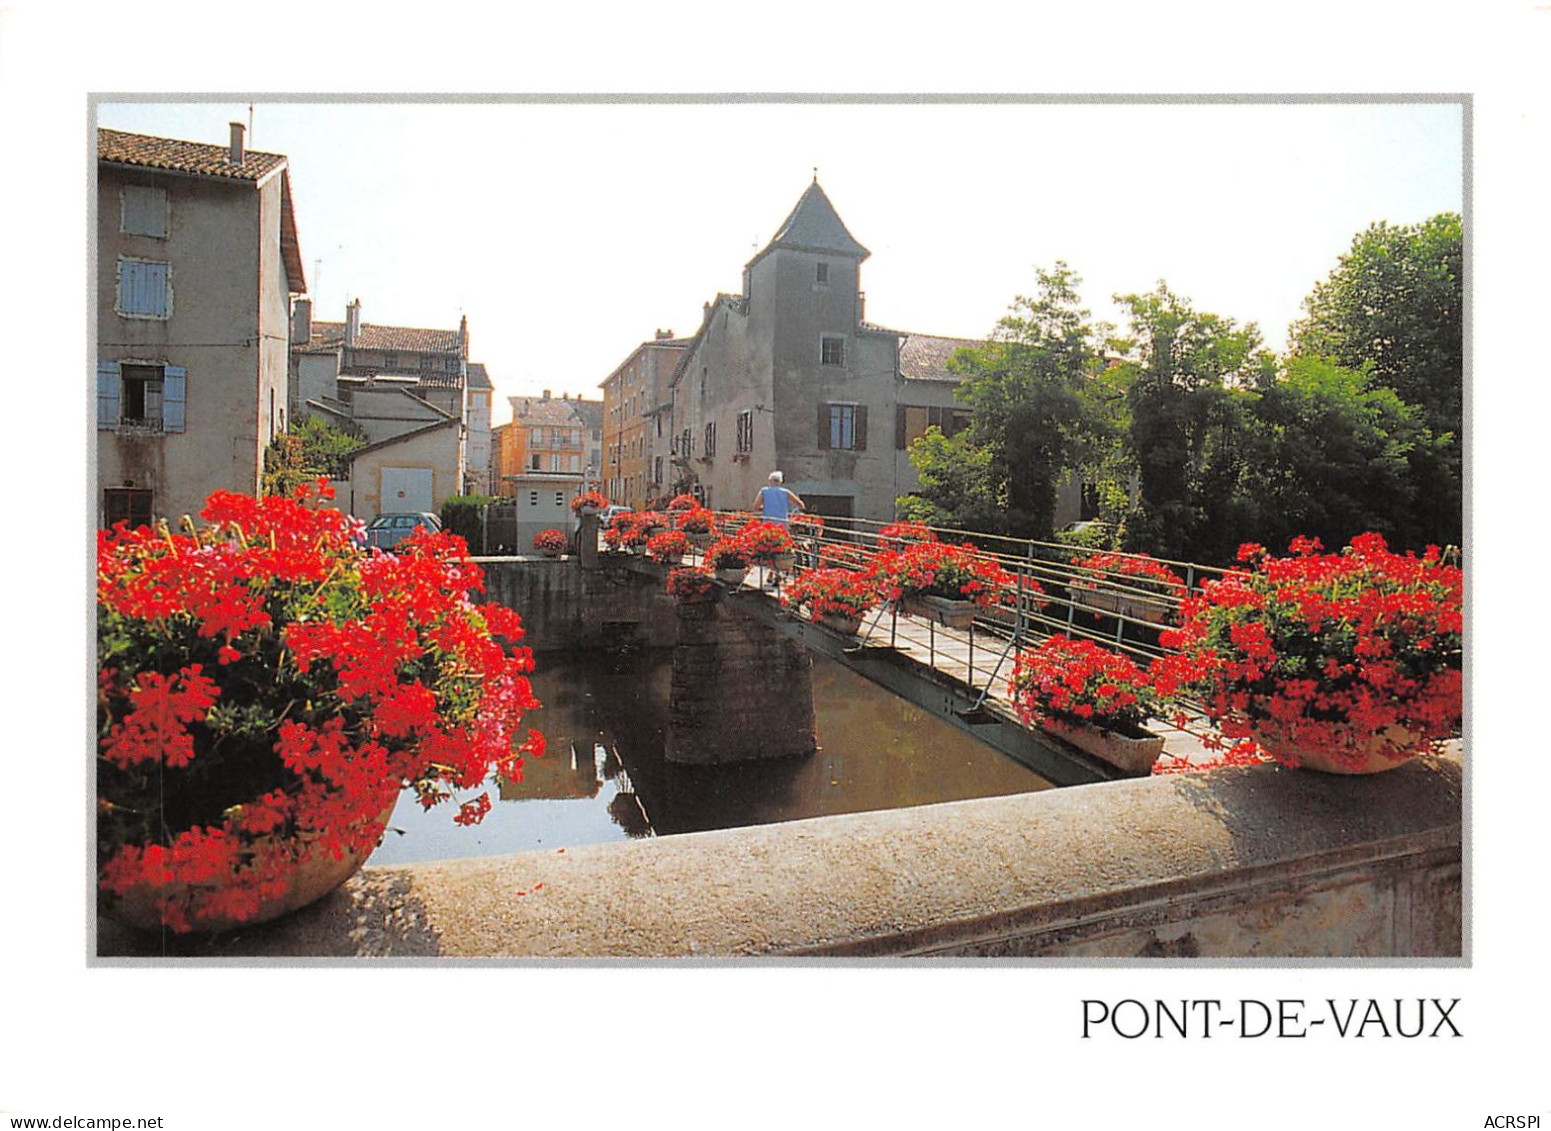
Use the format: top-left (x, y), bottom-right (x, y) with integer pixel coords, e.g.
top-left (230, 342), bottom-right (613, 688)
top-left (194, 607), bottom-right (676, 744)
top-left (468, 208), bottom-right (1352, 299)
top-left (489, 421), bottom-right (525, 498)
top-left (290, 299), bottom-right (496, 508)
top-left (662, 179), bottom-right (989, 526)
top-left (504, 391), bottom-right (603, 487)
top-left (599, 330), bottom-right (691, 509)
top-left (96, 125), bottom-right (306, 527)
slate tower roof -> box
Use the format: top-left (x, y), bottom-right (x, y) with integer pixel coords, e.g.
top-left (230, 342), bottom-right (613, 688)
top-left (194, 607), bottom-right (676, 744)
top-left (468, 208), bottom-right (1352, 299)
top-left (748, 179), bottom-right (870, 267)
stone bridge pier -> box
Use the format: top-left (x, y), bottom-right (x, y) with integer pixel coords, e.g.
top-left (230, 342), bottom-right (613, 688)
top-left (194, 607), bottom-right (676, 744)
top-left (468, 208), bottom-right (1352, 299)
top-left (476, 540), bottom-right (817, 766)
top-left (666, 596), bottom-right (817, 765)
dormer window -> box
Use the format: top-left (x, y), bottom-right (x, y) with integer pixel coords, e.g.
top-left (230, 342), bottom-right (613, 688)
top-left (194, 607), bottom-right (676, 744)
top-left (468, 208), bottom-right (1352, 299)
top-left (815, 261), bottom-right (830, 284)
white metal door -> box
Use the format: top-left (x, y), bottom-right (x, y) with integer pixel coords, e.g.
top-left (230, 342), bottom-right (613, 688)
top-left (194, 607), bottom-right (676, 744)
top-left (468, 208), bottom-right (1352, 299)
top-left (380, 467), bottom-right (433, 514)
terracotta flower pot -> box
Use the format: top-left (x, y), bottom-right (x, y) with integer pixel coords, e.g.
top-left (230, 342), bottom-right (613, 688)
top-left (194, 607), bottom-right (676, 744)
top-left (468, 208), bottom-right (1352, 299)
top-left (103, 793), bottom-right (400, 933)
top-left (1253, 724), bottom-right (1427, 775)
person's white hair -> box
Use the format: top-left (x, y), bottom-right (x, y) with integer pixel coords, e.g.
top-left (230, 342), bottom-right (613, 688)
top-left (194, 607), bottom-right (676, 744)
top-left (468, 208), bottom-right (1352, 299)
top-left (769, 471), bottom-right (784, 484)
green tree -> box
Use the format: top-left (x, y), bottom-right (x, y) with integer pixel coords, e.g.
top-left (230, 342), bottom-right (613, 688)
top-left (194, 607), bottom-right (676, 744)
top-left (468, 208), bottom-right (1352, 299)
top-left (1114, 283), bottom-right (1274, 561)
top-left (895, 428), bottom-right (1001, 532)
top-left (262, 414), bottom-right (366, 497)
top-left (1291, 212), bottom-right (1462, 439)
top-left (1245, 355), bottom-right (1451, 552)
top-left (918, 263), bottom-right (1113, 540)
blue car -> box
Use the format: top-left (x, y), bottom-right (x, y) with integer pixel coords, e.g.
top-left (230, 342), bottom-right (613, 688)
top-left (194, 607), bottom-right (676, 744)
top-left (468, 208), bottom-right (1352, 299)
top-left (363, 512), bottom-right (442, 550)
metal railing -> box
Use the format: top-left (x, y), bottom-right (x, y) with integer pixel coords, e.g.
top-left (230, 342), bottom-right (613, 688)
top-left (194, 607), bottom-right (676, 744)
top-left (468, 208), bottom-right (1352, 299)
top-left (688, 508), bottom-right (1234, 669)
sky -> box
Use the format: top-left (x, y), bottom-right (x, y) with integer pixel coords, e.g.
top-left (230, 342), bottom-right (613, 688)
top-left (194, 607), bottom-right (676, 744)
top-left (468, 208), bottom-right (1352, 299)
top-left (94, 98), bottom-right (1463, 423)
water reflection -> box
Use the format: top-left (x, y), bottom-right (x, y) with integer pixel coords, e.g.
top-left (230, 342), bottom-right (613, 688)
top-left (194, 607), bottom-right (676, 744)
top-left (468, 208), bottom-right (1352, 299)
top-left (368, 649), bottom-right (1050, 866)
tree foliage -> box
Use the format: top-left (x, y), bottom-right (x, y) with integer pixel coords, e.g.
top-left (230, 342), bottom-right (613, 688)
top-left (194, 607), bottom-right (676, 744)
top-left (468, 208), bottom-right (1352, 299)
top-left (904, 264), bottom-right (1114, 539)
top-left (1291, 212), bottom-right (1462, 439)
top-left (897, 215), bottom-right (1463, 564)
top-left (261, 414), bottom-right (366, 498)
top-left (1243, 355), bottom-right (1451, 552)
top-left (1114, 283), bottom-right (1275, 561)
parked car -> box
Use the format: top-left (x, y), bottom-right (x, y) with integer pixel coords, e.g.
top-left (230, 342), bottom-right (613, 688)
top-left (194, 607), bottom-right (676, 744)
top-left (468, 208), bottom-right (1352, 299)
top-left (600, 504), bottom-right (633, 525)
top-left (363, 511), bottom-right (443, 550)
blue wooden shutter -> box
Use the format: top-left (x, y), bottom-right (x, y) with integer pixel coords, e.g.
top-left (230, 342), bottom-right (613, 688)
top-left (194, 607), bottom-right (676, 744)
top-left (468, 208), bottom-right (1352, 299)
top-left (162, 366), bottom-right (187, 432)
top-left (97, 361), bottom-right (120, 429)
top-left (118, 260), bottom-right (169, 316)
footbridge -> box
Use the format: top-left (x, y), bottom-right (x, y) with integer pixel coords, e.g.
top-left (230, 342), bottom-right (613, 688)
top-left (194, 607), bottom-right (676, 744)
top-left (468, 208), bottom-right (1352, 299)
top-left (518, 510), bottom-right (1241, 786)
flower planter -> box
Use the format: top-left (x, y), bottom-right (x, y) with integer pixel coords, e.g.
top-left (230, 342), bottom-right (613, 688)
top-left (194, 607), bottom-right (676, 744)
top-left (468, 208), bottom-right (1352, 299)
top-left (815, 612), bottom-right (862, 636)
top-left (772, 552), bottom-right (796, 572)
top-left (1038, 721), bottom-right (1165, 776)
top-left (540, 548), bottom-right (562, 559)
top-left (1253, 724), bottom-right (1427, 775)
top-left (686, 532), bottom-right (714, 549)
top-left (715, 567), bottom-right (749, 587)
top-left (1080, 587), bottom-right (1172, 626)
top-left (901, 594), bottom-right (977, 629)
top-left (104, 793), bottom-right (400, 933)
top-left (578, 505), bottom-right (599, 518)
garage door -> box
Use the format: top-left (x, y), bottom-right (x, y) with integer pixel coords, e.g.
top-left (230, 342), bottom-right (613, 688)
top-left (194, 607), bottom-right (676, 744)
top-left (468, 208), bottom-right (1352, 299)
top-left (380, 467), bottom-right (433, 515)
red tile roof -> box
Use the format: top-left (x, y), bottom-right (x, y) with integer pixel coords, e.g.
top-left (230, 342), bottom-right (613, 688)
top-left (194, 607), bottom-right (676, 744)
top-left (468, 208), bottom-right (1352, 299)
top-left (898, 332), bottom-right (983, 382)
top-left (512, 396), bottom-right (587, 427)
top-left (98, 127), bottom-right (288, 182)
top-left (309, 320), bottom-right (462, 354)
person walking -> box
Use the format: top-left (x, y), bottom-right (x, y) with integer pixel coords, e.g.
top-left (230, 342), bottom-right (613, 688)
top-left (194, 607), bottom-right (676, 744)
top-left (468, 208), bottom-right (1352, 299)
top-left (754, 470), bottom-right (804, 526)
top-left (753, 471), bottom-right (804, 589)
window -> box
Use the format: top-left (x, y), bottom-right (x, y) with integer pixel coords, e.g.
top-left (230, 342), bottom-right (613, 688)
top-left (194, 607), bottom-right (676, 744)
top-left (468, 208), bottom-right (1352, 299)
top-left (703, 421), bottom-right (716, 457)
top-left (121, 185), bottom-right (167, 238)
top-left (736, 410), bottom-right (754, 454)
top-left (530, 454), bottom-right (542, 470)
top-left (96, 361), bottom-right (186, 432)
top-left (530, 491), bottom-right (539, 505)
top-left (420, 355), bottom-right (436, 371)
top-left (819, 403), bottom-right (867, 451)
top-left (896, 405), bottom-right (972, 449)
top-left (555, 492), bottom-right (565, 507)
top-left (821, 335), bottom-right (845, 367)
top-left (681, 428), bottom-right (693, 458)
top-left (815, 261), bottom-right (829, 284)
top-left (103, 488), bottom-right (153, 530)
top-left (116, 258), bottom-right (170, 319)
top-left (654, 456), bottom-right (663, 484)
top-left (383, 352), bottom-right (399, 368)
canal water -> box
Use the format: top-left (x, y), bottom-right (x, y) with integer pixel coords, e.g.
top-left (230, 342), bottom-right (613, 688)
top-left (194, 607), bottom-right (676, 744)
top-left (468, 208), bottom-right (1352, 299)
top-left (367, 649), bottom-right (1052, 866)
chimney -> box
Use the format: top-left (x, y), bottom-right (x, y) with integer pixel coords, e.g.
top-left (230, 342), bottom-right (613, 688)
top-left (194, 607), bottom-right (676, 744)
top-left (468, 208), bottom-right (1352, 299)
top-left (229, 121), bottom-right (246, 164)
top-left (542, 389), bottom-right (551, 399)
top-left (345, 299), bottom-right (361, 348)
top-left (458, 314), bottom-right (468, 359)
top-left (291, 297), bottom-right (312, 345)
top-left (655, 328), bottom-right (674, 340)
